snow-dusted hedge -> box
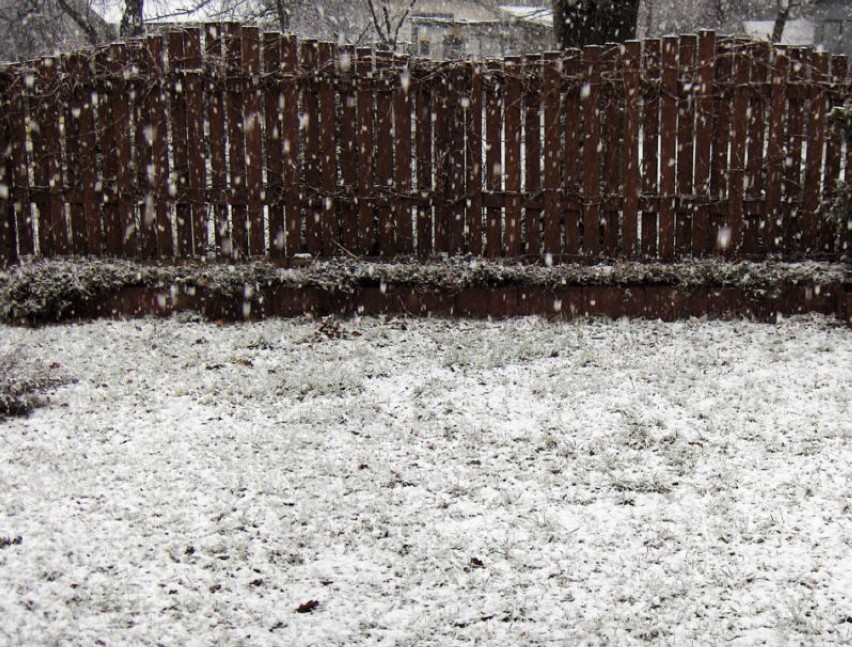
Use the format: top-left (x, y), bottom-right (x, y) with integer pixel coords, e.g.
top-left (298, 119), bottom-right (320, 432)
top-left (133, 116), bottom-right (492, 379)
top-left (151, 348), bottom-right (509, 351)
top-left (0, 257), bottom-right (847, 324)
top-left (0, 347), bottom-right (70, 418)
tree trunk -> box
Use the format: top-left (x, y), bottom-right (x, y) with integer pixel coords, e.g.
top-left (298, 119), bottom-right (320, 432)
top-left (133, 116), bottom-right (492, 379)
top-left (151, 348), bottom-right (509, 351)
top-left (552, 0), bottom-right (641, 48)
top-left (771, 3), bottom-right (791, 43)
top-left (120, 0), bottom-right (144, 38)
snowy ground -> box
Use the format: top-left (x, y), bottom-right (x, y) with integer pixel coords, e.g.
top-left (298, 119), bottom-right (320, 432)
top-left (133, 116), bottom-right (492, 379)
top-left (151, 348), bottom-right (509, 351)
top-left (1, 314), bottom-right (850, 646)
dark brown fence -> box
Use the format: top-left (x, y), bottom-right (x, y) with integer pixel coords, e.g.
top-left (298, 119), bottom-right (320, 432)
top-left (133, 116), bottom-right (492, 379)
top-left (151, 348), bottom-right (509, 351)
top-left (0, 26), bottom-right (849, 265)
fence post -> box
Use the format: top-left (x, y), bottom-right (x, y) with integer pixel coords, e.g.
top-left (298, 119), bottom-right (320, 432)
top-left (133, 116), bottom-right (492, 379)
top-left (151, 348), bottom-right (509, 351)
top-left (582, 45), bottom-right (601, 259)
top-left (622, 41), bottom-right (641, 259)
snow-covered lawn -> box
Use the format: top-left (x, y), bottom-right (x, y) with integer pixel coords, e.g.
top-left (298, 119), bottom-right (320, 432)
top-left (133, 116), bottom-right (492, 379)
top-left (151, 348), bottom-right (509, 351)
top-left (1, 315), bottom-right (850, 645)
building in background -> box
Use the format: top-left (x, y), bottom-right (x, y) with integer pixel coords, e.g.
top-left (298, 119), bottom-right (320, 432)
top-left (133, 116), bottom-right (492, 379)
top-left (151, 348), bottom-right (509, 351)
top-left (408, 0), bottom-right (553, 59)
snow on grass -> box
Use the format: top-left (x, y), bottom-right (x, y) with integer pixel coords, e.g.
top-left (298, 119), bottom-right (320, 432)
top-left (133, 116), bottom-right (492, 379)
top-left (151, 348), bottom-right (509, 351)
top-left (0, 315), bottom-right (850, 645)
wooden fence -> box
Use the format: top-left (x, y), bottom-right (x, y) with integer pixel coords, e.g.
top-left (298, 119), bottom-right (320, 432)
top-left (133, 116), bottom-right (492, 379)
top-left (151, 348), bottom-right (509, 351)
top-left (0, 26), bottom-right (850, 265)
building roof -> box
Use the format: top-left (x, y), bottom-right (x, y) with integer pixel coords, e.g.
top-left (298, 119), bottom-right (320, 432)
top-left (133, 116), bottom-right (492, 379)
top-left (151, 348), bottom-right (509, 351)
top-left (498, 5), bottom-right (553, 26)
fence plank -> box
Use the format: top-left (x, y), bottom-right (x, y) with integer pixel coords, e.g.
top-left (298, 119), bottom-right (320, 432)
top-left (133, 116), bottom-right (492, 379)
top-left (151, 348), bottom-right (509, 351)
top-left (93, 49), bottom-right (120, 256)
top-left (339, 45), bottom-right (359, 253)
top-left (415, 63), bottom-right (432, 257)
top-left (225, 25), bottom-right (248, 257)
top-left (128, 42), bottom-right (153, 257)
top-left (263, 33), bottom-right (285, 255)
top-left (35, 57), bottom-right (67, 255)
top-left (710, 40), bottom-right (734, 254)
top-left (582, 46), bottom-right (601, 258)
top-left (9, 69), bottom-right (35, 257)
top-left (485, 60), bottom-right (504, 256)
top-left (543, 53), bottom-right (561, 257)
top-left (205, 24), bottom-right (230, 256)
top-left (356, 47), bottom-right (375, 254)
top-left (433, 62), bottom-right (449, 254)
top-left (0, 71), bottom-right (17, 264)
top-left (79, 56), bottom-right (101, 255)
top-left (659, 36), bottom-right (678, 260)
top-left (784, 47), bottom-right (807, 255)
top-left (465, 61), bottom-right (483, 255)
top-left (524, 55), bottom-right (542, 255)
top-left (243, 27), bottom-right (265, 256)
top-left (62, 55), bottom-right (89, 254)
top-left (641, 39), bottom-right (660, 258)
top-left (394, 55), bottom-right (413, 253)
top-left (184, 29), bottom-right (207, 257)
top-left (317, 41), bottom-right (338, 256)
top-left (504, 57), bottom-right (522, 256)
top-left (281, 35), bottom-right (300, 256)
top-left (168, 31), bottom-right (192, 257)
top-left (562, 50), bottom-right (581, 256)
top-left (764, 48), bottom-right (787, 256)
top-left (449, 66), bottom-right (467, 254)
top-left (802, 51), bottom-right (828, 254)
top-left (727, 41), bottom-right (750, 256)
top-left (676, 35), bottom-right (697, 258)
top-left (693, 31), bottom-right (715, 257)
top-left (821, 55), bottom-right (847, 254)
top-left (622, 41), bottom-right (640, 258)
top-left (601, 46), bottom-right (621, 257)
top-left (146, 37), bottom-right (173, 257)
top-left (744, 42), bottom-right (770, 256)
top-left (376, 51), bottom-right (395, 255)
